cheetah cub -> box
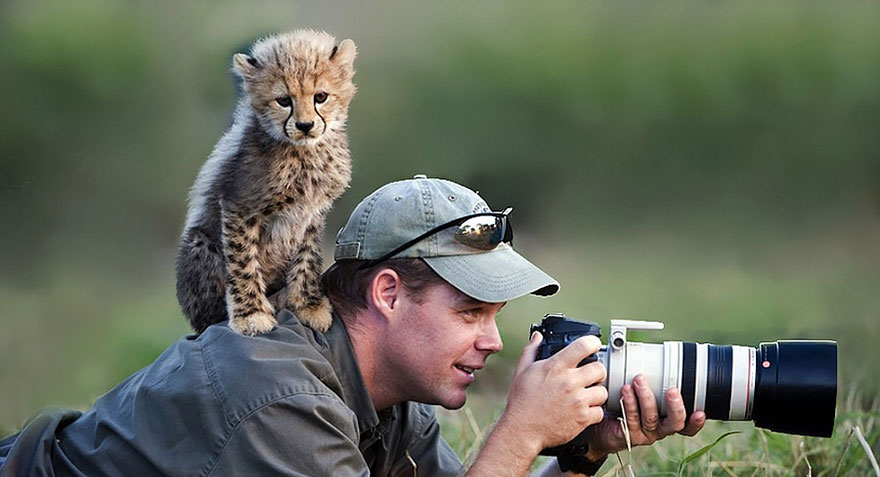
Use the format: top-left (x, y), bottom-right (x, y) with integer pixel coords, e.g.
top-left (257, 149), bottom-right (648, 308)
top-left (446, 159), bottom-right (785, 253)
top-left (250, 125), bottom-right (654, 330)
top-left (176, 30), bottom-right (356, 335)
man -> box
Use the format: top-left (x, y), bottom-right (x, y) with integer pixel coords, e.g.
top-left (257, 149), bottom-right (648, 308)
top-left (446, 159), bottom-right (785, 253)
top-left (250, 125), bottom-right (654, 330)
top-left (0, 176), bottom-right (704, 476)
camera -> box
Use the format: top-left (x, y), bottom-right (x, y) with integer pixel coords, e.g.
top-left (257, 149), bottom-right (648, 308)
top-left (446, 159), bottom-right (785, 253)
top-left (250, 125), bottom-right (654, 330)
top-left (530, 314), bottom-right (838, 456)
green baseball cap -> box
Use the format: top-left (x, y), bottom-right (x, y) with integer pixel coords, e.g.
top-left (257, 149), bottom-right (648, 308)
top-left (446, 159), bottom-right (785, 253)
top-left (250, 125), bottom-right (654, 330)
top-left (334, 175), bottom-right (559, 302)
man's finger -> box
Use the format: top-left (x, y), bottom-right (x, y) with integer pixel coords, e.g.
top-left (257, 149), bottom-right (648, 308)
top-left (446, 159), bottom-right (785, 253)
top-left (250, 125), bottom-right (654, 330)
top-left (578, 361), bottom-right (607, 388)
top-left (680, 411), bottom-right (706, 437)
top-left (622, 383), bottom-right (642, 434)
top-left (583, 385), bottom-right (609, 408)
top-left (632, 375), bottom-right (660, 434)
top-left (514, 331), bottom-right (542, 376)
top-left (551, 335), bottom-right (601, 369)
top-left (656, 388), bottom-right (687, 436)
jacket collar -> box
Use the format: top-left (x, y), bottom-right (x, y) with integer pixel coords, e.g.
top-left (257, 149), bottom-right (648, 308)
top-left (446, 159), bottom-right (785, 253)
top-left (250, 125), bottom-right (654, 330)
top-left (319, 314), bottom-right (381, 434)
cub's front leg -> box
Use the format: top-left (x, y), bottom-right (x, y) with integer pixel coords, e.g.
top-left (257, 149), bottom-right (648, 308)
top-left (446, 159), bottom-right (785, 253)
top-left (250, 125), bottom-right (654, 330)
top-left (222, 202), bottom-right (276, 335)
top-left (285, 213), bottom-right (333, 332)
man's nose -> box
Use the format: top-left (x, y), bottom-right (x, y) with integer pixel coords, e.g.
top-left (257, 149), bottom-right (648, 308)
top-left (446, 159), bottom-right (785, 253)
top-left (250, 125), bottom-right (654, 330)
top-left (295, 121), bottom-right (314, 132)
top-left (476, 320), bottom-right (503, 353)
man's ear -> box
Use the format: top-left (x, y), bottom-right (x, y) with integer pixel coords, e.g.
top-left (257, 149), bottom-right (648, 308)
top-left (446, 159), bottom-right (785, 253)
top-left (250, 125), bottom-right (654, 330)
top-left (369, 268), bottom-right (402, 321)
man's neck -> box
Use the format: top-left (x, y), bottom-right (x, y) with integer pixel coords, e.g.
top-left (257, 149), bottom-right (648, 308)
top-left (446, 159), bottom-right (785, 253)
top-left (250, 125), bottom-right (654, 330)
top-left (342, 313), bottom-right (399, 412)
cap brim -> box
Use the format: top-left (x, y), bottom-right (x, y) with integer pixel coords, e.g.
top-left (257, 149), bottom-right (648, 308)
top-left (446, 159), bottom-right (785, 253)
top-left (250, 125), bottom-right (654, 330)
top-left (422, 246), bottom-right (560, 303)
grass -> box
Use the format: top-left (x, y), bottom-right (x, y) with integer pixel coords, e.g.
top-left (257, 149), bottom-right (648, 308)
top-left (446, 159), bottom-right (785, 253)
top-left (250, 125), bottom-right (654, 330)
top-left (438, 386), bottom-right (880, 475)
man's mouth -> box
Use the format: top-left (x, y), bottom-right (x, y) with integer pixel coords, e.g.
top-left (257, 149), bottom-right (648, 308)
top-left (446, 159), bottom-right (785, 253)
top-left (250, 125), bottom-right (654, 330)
top-left (454, 365), bottom-right (476, 376)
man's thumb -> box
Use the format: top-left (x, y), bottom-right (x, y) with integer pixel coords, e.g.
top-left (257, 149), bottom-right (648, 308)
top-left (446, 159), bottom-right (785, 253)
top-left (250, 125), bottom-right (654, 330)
top-left (515, 331), bottom-right (543, 375)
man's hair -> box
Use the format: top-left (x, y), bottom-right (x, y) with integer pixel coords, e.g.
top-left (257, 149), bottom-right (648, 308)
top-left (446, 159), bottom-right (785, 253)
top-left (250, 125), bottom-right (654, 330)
top-left (321, 258), bottom-right (447, 319)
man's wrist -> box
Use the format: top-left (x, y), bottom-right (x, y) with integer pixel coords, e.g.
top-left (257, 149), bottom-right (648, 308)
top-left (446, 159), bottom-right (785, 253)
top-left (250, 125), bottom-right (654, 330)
top-left (493, 414), bottom-right (544, 458)
top-left (465, 416), bottom-right (542, 476)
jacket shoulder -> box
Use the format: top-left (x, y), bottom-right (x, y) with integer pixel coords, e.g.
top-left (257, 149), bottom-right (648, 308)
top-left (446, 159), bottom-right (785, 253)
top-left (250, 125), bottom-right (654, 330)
top-left (199, 318), bottom-right (343, 425)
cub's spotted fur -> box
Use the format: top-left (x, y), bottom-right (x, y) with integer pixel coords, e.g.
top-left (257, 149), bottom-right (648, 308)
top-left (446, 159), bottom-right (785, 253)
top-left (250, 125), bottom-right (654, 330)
top-left (176, 30), bottom-right (356, 335)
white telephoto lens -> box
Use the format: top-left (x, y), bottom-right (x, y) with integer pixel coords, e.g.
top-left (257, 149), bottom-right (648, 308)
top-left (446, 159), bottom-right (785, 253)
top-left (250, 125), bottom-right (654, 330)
top-left (605, 341), bottom-right (758, 421)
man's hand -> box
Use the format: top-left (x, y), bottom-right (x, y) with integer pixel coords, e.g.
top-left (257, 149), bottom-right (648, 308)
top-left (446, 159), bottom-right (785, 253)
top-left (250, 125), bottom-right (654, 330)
top-left (583, 374), bottom-right (706, 462)
top-left (500, 332), bottom-right (609, 454)
top-left (467, 332), bottom-right (607, 476)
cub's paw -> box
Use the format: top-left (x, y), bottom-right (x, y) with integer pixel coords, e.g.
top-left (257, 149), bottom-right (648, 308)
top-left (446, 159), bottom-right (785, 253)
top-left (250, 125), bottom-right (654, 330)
top-left (229, 311), bottom-right (277, 336)
top-left (296, 297), bottom-right (334, 333)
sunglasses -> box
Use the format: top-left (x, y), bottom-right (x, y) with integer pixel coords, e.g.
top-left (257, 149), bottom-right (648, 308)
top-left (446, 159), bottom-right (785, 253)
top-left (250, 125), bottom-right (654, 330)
top-left (360, 207), bottom-right (514, 269)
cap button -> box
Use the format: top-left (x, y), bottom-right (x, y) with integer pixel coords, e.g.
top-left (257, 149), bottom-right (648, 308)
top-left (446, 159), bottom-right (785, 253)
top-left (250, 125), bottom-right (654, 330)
top-left (413, 174), bottom-right (427, 179)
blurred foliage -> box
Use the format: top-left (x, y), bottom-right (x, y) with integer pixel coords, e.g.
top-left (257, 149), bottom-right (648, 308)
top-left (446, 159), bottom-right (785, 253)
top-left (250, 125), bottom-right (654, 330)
top-left (0, 0), bottom-right (878, 463)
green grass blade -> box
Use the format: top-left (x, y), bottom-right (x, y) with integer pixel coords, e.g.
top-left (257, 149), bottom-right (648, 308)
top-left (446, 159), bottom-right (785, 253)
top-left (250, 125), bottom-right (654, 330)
top-left (677, 430), bottom-right (740, 476)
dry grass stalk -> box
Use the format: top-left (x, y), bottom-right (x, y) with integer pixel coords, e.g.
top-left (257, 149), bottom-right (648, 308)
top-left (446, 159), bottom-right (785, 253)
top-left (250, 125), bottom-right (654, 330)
top-left (615, 396), bottom-right (635, 477)
top-left (853, 426), bottom-right (880, 476)
top-left (800, 440), bottom-right (812, 477)
top-left (831, 428), bottom-right (855, 477)
top-left (463, 407), bottom-right (485, 461)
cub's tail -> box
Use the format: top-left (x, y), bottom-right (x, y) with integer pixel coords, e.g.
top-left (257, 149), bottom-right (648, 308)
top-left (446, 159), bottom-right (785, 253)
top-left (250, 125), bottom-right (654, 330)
top-left (176, 228), bottom-right (227, 333)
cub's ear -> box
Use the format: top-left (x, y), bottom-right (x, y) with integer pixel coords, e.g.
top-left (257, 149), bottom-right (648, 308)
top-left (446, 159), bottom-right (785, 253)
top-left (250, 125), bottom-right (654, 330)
top-left (330, 39), bottom-right (357, 72)
top-left (232, 53), bottom-right (260, 77)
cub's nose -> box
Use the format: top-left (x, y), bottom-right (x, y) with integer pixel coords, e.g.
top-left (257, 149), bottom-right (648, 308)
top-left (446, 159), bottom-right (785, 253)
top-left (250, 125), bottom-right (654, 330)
top-left (295, 121), bottom-right (314, 133)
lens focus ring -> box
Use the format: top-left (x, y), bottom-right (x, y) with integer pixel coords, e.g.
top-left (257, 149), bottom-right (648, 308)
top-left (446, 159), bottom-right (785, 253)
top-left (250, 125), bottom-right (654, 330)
top-left (705, 345), bottom-right (733, 420)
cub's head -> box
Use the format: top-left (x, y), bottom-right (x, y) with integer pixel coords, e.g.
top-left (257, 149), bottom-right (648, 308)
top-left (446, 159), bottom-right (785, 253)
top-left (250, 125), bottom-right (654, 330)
top-left (233, 30), bottom-right (357, 146)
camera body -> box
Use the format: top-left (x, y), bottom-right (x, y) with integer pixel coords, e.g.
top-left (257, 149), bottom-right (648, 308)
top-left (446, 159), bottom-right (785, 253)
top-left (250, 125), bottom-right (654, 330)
top-left (530, 313), bottom-right (838, 457)
top-left (532, 315), bottom-right (602, 367)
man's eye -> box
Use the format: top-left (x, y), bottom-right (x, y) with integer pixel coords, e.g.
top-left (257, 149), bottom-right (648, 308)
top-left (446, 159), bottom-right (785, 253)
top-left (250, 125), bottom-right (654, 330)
top-left (461, 309), bottom-right (482, 319)
top-left (276, 96), bottom-right (292, 107)
top-left (314, 92), bottom-right (329, 104)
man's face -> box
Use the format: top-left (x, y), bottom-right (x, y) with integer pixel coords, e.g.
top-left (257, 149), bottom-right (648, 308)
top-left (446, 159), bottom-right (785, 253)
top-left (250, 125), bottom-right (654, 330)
top-left (384, 281), bottom-right (505, 410)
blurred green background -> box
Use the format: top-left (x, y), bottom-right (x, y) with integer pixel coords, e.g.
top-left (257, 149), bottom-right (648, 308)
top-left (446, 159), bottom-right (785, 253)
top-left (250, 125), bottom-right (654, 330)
top-left (1, 0), bottom-right (878, 450)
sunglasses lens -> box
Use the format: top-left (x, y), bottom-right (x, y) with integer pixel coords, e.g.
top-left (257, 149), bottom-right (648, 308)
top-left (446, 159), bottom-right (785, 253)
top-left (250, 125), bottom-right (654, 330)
top-left (454, 215), bottom-right (506, 250)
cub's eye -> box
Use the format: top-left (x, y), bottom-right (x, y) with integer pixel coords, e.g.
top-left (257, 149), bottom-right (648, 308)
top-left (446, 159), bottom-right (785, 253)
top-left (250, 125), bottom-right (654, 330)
top-left (314, 92), bottom-right (329, 104)
top-left (275, 96), bottom-right (292, 107)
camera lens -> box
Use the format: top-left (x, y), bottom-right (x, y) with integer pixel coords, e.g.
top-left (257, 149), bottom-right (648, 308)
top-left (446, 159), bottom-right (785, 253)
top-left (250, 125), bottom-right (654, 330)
top-left (678, 343), bottom-right (755, 421)
top-left (752, 341), bottom-right (838, 437)
top-left (530, 314), bottom-right (838, 457)
top-left (604, 339), bottom-right (837, 437)
top-left (656, 341), bottom-right (836, 437)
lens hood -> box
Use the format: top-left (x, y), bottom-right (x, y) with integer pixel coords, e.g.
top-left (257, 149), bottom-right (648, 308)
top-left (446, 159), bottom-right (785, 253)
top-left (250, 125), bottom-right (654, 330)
top-left (752, 341), bottom-right (838, 437)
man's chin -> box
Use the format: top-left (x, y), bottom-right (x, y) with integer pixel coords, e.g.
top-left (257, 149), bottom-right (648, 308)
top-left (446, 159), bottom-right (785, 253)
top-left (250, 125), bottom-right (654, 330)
top-left (441, 401), bottom-right (466, 411)
top-left (438, 392), bottom-right (468, 410)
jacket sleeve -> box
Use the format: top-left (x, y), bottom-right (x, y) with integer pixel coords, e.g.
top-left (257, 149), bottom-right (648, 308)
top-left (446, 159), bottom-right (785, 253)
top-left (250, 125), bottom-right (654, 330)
top-left (205, 392), bottom-right (370, 477)
top-left (0, 409), bottom-right (82, 477)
